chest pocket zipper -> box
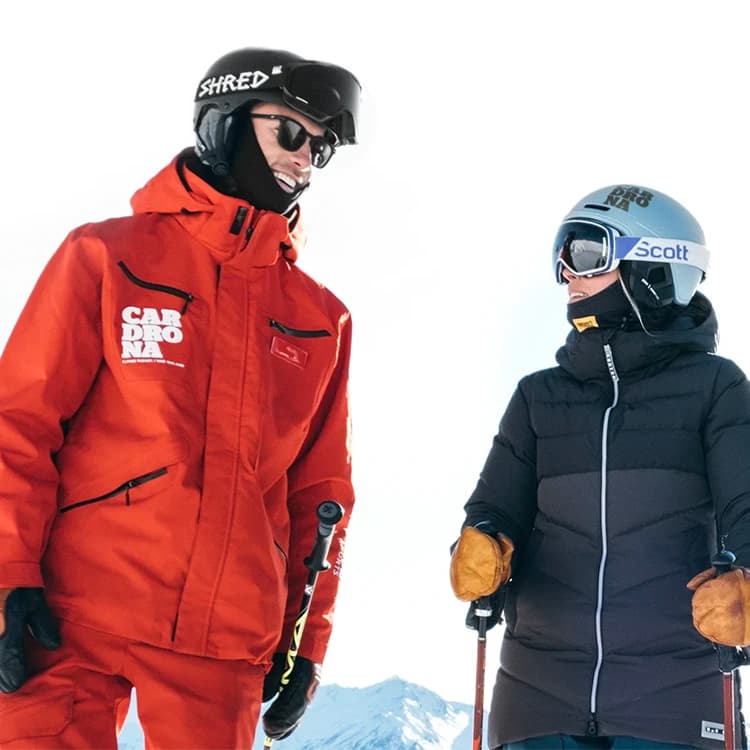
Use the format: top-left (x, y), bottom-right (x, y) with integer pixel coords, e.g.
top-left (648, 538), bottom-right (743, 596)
top-left (60, 468), bottom-right (168, 513)
top-left (269, 319), bottom-right (331, 338)
top-left (118, 261), bottom-right (194, 314)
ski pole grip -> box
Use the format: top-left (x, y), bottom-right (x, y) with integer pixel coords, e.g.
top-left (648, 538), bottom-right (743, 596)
top-left (475, 595), bottom-right (492, 640)
top-left (317, 500), bottom-right (344, 537)
top-left (712, 547), bottom-right (736, 575)
top-left (305, 501), bottom-right (345, 572)
top-left (709, 547), bottom-right (743, 674)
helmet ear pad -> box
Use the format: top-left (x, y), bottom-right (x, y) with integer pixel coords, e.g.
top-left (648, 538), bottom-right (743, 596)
top-left (620, 260), bottom-right (675, 309)
top-left (194, 105), bottom-right (247, 178)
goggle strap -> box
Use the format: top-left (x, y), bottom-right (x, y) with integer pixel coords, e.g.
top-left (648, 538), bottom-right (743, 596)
top-left (615, 237), bottom-right (710, 273)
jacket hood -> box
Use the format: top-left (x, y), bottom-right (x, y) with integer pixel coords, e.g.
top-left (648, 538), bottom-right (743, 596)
top-left (130, 149), bottom-right (307, 265)
top-left (556, 292), bottom-right (719, 382)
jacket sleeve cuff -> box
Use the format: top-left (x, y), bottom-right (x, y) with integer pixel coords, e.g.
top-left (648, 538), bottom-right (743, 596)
top-left (0, 562), bottom-right (44, 588)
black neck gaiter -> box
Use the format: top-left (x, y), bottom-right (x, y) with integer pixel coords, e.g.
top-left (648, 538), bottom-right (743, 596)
top-left (567, 279), bottom-right (633, 332)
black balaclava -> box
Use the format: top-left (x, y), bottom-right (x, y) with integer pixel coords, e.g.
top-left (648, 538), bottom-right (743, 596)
top-left (226, 109), bottom-right (307, 214)
top-left (567, 275), bottom-right (681, 334)
top-left (567, 277), bottom-right (633, 332)
top-left (188, 105), bottom-right (307, 215)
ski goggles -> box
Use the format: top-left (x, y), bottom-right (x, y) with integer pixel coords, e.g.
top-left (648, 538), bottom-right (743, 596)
top-left (553, 220), bottom-right (622, 282)
top-left (250, 113), bottom-right (339, 168)
top-left (195, 60), bottom-right (361, 147)
top-left (279, 62), bottom-right (361, 145)
top-left (553, 219), bottom-right (711, 283)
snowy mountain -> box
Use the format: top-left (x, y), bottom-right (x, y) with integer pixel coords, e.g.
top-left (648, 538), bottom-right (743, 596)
top-left (117, 676), bottom-right (486, 750)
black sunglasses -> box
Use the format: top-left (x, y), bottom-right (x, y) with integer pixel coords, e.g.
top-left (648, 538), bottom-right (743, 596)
top-left (250, 114), bottom-right (338, 168)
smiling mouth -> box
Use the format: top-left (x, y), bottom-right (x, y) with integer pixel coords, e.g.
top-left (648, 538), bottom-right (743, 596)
top-left (273, 171), bottom-right (303, 193)
top-left (568, 291), bottom-right (587, 302)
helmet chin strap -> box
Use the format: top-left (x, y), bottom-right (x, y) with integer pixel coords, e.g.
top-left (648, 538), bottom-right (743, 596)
top-left (618, 273), bottom-right (658, 338)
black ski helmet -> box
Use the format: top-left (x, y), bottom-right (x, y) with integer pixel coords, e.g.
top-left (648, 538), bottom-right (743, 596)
top-left (193, 47), bottom-right (361, 176)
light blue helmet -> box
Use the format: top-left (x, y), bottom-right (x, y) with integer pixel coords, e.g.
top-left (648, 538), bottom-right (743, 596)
top-left (557, 184), bottom-right (709, 308)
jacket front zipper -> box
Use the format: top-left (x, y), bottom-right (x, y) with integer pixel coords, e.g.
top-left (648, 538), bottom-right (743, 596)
top-left (269, 319), bottom-right (331, 338)
top-left (60, 468), bottom-right (168, 513)
top-left (588, 343), bottom-right (620, 734)
top-left (118, 261), bottom-right (194, 314)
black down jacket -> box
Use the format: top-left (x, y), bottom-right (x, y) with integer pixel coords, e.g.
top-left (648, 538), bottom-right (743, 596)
top-left (463, 294), bottom-right (750, 749)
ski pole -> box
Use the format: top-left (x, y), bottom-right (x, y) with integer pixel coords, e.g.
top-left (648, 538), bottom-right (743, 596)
top-left (472, 595), bottom-right (492, 750)
top-left (263, 500), bottom-right (345, 749)
top-left (711, 545), bottom-right (747, 750)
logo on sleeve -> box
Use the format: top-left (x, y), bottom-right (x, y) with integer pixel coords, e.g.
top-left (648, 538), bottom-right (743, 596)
top-left (120, 306), bottom-right (186, 368)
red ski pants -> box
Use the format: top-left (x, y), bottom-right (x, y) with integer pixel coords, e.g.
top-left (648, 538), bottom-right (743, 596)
top-left (0, 619), bottom-right (266, 749)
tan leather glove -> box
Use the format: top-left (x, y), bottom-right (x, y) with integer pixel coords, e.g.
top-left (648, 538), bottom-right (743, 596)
top-left (450, 526), bottom-right (515, 602)
top-left (687, 566), bottom-right (750, 646)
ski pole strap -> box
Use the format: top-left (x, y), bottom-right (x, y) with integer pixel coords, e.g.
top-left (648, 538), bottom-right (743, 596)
top-left (717, 645), bottom-right (747, 673)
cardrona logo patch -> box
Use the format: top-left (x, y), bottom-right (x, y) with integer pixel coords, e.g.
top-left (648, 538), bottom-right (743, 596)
top-left (121, 306), bottom-right (185, 368)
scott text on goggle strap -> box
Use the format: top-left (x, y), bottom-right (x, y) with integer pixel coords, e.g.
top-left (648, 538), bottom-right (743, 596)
top-left (616, 237), bottom-right (709, 270)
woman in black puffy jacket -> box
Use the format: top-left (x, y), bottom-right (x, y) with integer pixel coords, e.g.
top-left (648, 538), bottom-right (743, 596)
top-left (451, 185), bottom-right (750, 750)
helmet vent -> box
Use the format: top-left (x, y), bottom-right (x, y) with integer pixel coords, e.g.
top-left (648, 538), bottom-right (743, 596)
top-left (583, 204), bottom-right (610, 212)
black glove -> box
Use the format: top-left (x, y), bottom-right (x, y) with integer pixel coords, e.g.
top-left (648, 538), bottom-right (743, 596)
top-left (465, 588), bottom-right (506, 632)
top-left (262, 652), bottom-right (321, 741)
top-left (0, 587), bottom-right (61, 693)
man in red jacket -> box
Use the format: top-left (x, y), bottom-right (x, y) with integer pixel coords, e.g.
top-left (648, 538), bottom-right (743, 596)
top-left (0, 47), bottom-right (360, 749)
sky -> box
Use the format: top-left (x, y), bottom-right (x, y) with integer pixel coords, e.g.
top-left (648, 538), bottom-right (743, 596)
top-left (3, 0), bottom-right (750, 718)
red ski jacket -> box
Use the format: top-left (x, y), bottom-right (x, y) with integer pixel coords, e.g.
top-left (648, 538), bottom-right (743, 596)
top-left (0, 151), bottom-right (354, 665)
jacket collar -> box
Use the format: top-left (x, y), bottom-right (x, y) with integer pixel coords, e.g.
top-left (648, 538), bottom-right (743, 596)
top-left (556, 293), bottom-right (719, 383)
top-left (129, 149), bottom-right (306, 266)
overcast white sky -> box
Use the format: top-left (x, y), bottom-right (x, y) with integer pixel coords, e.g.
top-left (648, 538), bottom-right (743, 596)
top-left (3, 0), bottom-right (750, 716)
